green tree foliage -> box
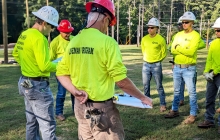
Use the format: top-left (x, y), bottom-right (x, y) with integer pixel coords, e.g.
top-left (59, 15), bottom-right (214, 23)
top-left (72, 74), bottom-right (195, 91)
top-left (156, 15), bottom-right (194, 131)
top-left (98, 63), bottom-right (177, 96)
top-left (1, 0), bottom-right (220, 44)
top-left (0, 0), bottom-right (24, 43)
top-left (58, 0), bottom-right (87, 35)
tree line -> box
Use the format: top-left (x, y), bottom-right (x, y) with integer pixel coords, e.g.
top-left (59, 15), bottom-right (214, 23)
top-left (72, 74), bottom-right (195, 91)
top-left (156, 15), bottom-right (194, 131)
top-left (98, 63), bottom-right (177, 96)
top-left (0, 0), bottom-right (220, 45)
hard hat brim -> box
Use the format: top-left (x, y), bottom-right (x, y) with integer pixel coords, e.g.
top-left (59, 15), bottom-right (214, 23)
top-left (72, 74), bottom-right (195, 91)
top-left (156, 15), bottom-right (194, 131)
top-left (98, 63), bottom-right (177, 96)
top-left (212, 25), bottom-right (220, 28)
top-left (85, 2), bottom-right (93, 13)
top-left (57, 27), bottom-right (74, 32)
top-left (180, 18), bottom-right (194, 21)
top-left (32, 12), bottom-right (58, 27)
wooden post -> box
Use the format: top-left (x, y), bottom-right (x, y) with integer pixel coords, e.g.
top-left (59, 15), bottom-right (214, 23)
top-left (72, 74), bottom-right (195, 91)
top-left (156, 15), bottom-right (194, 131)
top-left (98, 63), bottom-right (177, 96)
top-left (206, 20), bottom-right (210, 49)
top-left (2, 0), bottom-right (8, 64)
top-left (25, 0), bottom-right (30, 28)
top-left (141, 4), bottom-right (144, 39)
top-left (111, 0), bottom-right (114, 39)
top-left (117, 0), bottom-right (119, 43)
top-left (46, 0), bottom-right (51, 44)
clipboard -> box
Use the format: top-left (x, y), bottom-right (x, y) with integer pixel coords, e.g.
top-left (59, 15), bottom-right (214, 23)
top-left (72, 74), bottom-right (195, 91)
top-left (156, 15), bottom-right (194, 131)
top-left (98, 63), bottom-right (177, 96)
top-left (113, 93), bottom-right (152, 109)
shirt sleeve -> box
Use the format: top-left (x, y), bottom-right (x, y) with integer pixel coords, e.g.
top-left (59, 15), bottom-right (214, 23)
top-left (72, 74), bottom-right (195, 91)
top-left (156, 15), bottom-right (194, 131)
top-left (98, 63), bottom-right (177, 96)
top-left (56, 53), bottom-right (70, 76)
top-left (204, 45), bottom-right (212, 73)
top-left (49, 38), bottom-right (57, 61)
top-left (171, 33), bottom-right (182, 55)
top-left (34, 38), bottom-right (57, 72)
top-left (175, 33), bottom-right (200, 57)
top-left (161, 38), bottom-right (167, 61)
top-left (56, 43), bottom-right (70, 76)
top-left (105, 40), bottom-right (127, 82)
top-left (12, 44), bottom-right (20, 64)
top-left (198, 39), bottom-right (206, 50)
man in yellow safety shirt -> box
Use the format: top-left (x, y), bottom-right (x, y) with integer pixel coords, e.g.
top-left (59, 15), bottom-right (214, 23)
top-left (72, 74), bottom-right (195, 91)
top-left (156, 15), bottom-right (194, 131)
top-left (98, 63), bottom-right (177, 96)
top-left (50, 19), bottom-right (75, 121)
top-left (168, 16), bottom-right (205, 106)
top-left (56, 0), bottom-right (152, 139)
top-left (12, 6), bottom-right (59, 140)
top-left (198, 17), bottom-right (220, 134)
top-left (165, 11), bottom-right (201, 124)
top-left (141, 17), bottom-right (167, 112)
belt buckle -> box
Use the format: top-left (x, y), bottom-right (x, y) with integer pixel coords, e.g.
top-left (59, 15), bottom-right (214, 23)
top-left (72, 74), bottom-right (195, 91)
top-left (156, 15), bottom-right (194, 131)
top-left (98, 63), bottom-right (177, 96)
top-left (182, 64), bottom-right (189, 68)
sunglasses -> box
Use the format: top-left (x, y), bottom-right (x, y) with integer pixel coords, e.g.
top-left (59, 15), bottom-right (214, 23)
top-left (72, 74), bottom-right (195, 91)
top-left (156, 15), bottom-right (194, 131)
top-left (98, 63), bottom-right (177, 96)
top-left (182, 21), bottom-right (190, 24)
top-left (215, 30), bottom-right (220, 32)
top-left (148, 27), bottom-right (155, 29)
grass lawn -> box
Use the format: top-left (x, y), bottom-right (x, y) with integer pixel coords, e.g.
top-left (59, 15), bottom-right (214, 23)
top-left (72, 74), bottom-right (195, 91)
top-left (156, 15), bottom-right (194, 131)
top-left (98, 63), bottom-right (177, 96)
top-left (0, 46), bottom-right (220, 140)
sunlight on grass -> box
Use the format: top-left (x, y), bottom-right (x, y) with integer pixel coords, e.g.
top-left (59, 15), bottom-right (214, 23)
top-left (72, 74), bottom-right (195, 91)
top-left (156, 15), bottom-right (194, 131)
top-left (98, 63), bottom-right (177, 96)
top-left (1, 46), bottom-right (220, 140)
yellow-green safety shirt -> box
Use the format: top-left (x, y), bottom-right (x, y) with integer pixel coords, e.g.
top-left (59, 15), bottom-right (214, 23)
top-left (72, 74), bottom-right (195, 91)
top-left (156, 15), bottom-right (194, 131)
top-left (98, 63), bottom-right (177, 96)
top-left (141, 34), bottom-right (167, 63)
top-left (56, 28), bottom-right (127, 101)
top-left (204, 38), bottom-right (220, 75)
top-left (12, 28), bottom-right (57, 77)
top-left (49, 34), bottom-right (74, 61)
top-left (171, 30), bottom-right (200, 64)
top-left (168, 33), bottom-right (205, 51)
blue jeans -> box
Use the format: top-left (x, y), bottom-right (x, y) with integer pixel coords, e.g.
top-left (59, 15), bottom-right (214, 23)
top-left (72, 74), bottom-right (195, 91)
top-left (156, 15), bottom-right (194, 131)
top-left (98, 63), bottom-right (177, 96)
top-left (18, 76), bottom-right (57, 140)
top-left (172, 65), bottom-right (197, 116)
top-left (179, 79), bottom-right (185, 101)
top-left (142, 61), bottom-right (166, 106)
top-left (204, 74), bottom-right (220, 125)
top-left (179, 72), bottom-right (197, 101)
top-left (55, 78), bottom-right (75, 115)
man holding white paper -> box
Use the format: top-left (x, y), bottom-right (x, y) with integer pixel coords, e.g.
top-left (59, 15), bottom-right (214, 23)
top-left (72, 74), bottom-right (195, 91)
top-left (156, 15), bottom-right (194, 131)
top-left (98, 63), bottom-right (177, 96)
top-left (56, 0), bottom-right (152, 139)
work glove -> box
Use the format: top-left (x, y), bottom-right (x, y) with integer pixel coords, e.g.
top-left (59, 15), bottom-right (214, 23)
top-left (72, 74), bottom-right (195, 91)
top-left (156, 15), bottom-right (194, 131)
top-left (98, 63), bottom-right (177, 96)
top-left (204, 71), bottom-right (214, 82)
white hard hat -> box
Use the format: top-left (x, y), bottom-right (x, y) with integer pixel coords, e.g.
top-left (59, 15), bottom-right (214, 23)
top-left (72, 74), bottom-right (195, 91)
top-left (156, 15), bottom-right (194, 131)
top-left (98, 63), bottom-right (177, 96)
top-left (212, 17), bottom-right (220, 28)
top-left (181, 11), bottom-right (196, 21)
top-left (32, 6), bottom-right (59, 27)
top-left (147, 18), bottom-right (160, 27)
top-left (177, 16), bottom-right (183, 23)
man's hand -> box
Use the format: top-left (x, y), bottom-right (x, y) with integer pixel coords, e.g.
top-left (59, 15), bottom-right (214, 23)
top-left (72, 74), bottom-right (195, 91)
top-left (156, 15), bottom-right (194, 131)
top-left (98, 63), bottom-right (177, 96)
top-left (141, 96), bottom-right (153, 107)
top-left (72, 90), bottom-right (88, 104)
top-left (204, 71), bottom-right (214, 82)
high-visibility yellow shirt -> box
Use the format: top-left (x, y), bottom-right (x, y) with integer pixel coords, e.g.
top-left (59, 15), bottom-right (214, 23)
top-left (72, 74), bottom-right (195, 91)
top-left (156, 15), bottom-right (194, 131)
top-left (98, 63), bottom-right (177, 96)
top-left (168, 34), bottom-right (205, 51)
top-left (198, 39), bottom-right (205, 50)
top-left (49, 34), bottom-right (74, 61)
top-left (56, 28), bottom-right (127, 101)
top-left (204, 38), bottom-right (220, 75)
top-left (171, 30), bottom-right (200, 64)
top-left (141, 34), bottom-right (167, 63)
top-left (12, 28), bottom-right (57, 77)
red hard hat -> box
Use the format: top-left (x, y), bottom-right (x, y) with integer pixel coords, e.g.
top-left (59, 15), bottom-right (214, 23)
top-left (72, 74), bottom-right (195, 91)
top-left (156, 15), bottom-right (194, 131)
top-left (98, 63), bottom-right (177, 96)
top-left (57, 20), bottom-right (74, 33)
top-left (85, 0), bottom-right (116, 26)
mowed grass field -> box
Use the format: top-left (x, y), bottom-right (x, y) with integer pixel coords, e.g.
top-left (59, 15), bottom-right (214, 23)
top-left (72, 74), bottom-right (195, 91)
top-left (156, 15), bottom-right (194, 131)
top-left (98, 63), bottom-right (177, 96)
top-left (0, 45), bottom-right (220, 140)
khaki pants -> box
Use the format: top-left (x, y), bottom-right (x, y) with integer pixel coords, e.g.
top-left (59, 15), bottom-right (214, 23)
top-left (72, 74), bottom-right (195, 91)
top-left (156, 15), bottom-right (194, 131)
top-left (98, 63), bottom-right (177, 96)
top-left (74, 98), bottom-right (124, 140)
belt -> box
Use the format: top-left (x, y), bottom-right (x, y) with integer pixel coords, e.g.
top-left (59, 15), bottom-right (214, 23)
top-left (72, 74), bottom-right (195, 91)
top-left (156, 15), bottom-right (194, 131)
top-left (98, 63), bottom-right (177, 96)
top-left (22, 75), bottom-right (49, 81)
top-left (87, 98), bottom-right (112, 103)
top-left (145, 60), bottom-right (160, 64)
top-left (175, 64), bottom-right (196, 68)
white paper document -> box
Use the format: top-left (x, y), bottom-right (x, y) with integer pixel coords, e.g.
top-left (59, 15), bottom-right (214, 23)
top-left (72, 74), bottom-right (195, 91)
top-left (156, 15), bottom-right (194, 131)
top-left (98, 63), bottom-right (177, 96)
top-left (113, 93), bottom-right (152, 109)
